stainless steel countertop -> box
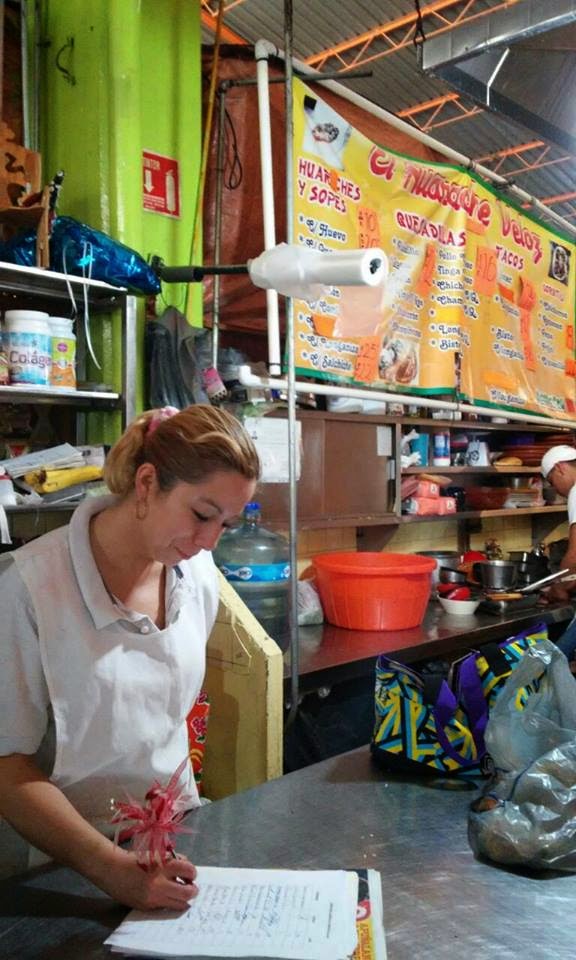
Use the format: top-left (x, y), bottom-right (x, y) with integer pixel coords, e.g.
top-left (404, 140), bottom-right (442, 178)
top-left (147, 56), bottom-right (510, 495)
top-left (2, 748), bottom-right (576, 959)
top-left (288, 601), bottom-right (575, 689)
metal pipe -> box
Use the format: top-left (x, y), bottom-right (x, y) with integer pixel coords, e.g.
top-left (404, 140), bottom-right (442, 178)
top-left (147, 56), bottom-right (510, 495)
top-left (20, 0), bottom-right (30, 148)
top-left (224, 69), bottom-right (373, 87)
top-left (237, 365), bottom-right (576, 430)
top-left (283, 0), bottom-right (300, 732)
top-left (255, 39), bottom-right (282, 374)
top-left (158, 264), bottom-right (248, 283)
top-left (211, 87), bottom-right (228, 370)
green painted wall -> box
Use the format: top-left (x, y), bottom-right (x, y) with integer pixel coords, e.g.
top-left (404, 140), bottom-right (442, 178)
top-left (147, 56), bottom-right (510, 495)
top-left (37, 0), bottom-right (202, 439)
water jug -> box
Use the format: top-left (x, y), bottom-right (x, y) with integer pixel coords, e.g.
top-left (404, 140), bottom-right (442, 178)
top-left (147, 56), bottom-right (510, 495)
top-left (213, 502), bottom-right (291, 651)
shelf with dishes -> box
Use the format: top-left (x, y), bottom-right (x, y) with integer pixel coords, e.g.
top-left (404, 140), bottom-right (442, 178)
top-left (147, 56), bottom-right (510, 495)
top-left (251, 409), bottom-right (573, 532)
top-left (400, 419), bottom-right (573, 518)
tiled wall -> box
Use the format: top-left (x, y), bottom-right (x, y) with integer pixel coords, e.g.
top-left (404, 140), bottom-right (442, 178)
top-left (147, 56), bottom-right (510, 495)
top-left (291, 515), bottom-right (570, 573)
top-left (291, 527), bottom-right (357, 576)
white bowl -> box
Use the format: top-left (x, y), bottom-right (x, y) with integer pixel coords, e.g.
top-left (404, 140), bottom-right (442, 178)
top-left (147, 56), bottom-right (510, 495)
top-left (438, 597), bottom-right (481, 616)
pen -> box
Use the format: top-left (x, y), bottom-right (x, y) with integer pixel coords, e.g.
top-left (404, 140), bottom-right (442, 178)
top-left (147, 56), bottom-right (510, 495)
top-left (171, 849), bottom-right (193, 885)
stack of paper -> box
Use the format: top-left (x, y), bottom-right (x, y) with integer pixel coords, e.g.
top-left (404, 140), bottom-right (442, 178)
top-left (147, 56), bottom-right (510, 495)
top-left (0, 443), bottom-right (84, 479)
top-left (105, 866), bottom-right (377, 960)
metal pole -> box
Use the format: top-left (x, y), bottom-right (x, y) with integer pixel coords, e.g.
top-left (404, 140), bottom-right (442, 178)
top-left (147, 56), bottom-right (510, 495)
top-left (255, 39), bottom-right (282, 374)
top-left (211, 86), bottom-right (228, 370)
top-left (20, 0), bottom-right (30, 148)
top-left (283, 0), bottom-right (300, 731)
top-left (224, 69), bottom-right (373, 87)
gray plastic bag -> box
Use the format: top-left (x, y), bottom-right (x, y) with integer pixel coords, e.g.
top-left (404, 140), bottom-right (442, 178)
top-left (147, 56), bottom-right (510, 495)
top-left (468, 639), bottom-right (576, 872)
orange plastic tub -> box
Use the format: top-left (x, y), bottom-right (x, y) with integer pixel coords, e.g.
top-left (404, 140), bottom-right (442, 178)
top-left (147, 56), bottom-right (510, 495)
top-left (313, 552), bottom-right (436, 631)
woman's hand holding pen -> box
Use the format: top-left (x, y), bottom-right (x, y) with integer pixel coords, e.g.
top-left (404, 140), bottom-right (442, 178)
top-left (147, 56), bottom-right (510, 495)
top-left (91, 847), bottom-right (199, 911)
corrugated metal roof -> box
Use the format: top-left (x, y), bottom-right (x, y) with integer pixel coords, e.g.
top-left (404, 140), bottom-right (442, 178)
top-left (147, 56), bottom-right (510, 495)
top-left (202, 0), bottom-right (576, 230)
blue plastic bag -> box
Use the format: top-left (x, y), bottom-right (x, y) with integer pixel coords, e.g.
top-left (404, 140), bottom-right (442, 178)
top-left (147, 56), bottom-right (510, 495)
top-left (0, 216), bottom-right (160, 295)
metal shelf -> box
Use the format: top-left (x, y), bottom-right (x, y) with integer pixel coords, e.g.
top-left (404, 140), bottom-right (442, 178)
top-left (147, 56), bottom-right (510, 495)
top-left (399, 417), bottom-right (576, 434)
top-left (0, 261), bottom-right (136, 427)
top-left (0, 260), bottom-right (126, 311)
top-left (5, 502), bottom-right (78, 513)
top-left (400, 505), bottom-right (567, 523)
top-left (402, 465), bottom-right (542, 474)
top-left (0, 385), bottom-right (120, 408)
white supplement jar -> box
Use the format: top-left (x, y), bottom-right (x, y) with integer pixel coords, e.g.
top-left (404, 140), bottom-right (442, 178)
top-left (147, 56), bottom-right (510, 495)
top-left (5, 310), bottom-right (51, 386)
top-left (432, 430), bottom-right (451, 467)
top-left (48, 316), bottom-right (76, 389)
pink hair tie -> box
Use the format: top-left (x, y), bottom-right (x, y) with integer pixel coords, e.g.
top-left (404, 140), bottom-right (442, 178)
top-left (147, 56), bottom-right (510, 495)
top-left (147, 405), bottom-right (179, 437)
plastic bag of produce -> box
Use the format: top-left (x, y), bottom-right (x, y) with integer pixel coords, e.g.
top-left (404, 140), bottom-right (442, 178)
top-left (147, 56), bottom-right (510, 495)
top-left (468, 638), bottom-right (576, 871)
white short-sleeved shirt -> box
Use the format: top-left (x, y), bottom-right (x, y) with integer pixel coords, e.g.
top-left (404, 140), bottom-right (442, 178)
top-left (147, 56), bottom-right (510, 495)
top-left (0, 495), bottom-right (219, 875)
top-left (568, 484), bottom-right (576, 526)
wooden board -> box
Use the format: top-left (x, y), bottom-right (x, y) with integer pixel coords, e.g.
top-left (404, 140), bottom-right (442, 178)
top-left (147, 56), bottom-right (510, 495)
top-left (202, 572), bottom-right (284, 799)
top-left (0, 122), bottom-right (41, 206)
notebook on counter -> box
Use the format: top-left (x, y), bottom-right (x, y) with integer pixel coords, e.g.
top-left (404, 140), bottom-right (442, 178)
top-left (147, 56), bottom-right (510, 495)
top-left (104, 865), bottom-right (386, 960)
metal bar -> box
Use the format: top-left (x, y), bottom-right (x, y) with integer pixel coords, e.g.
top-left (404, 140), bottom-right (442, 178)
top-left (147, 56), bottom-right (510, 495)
top-left (158, 264), bottom-right (248, 283)
top-left (20, 0), bottom-right (30, 148)
top-left (211, 87), bottom-right (228, 370)
top-left (122, 295), bottom-right (137, 428)
top-left (237, 366), bottom-right (576, 431)
top-left (225, 69), bottom-right (373, 87)
top-left (283, 0), bottom-right (300, 733)
top-left (0, 2), bottom-right (4, 131)
top-left (255, 39), bottom-right (282, 374)
top-left (397, 91), bottom-right (460, 117)
top-left (200, 4), bottom-right (246, 44)
top-left (306, 0), bottom-right (515, 70)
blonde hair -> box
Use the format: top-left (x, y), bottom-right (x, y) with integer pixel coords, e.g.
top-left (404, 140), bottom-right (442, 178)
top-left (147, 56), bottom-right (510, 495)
top-left (104, 404), bottom-right (260, 498)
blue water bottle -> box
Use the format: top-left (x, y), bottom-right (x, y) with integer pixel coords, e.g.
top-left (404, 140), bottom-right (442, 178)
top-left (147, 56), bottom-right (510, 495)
top-left (213, 502), bottom-right (291, 651)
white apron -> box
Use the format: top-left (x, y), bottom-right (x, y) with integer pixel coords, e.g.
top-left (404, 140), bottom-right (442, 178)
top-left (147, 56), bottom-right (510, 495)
top-left (2, 496), bottom-right (218, 873)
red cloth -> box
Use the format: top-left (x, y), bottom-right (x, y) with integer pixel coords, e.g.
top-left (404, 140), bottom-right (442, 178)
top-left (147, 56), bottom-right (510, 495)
top-left (186, 692), bottom-right (210, 796)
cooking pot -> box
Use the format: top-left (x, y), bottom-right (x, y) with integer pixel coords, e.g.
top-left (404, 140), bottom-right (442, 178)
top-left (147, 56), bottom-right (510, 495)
top-left (508, 551), bottom-right (550, 581)
top-left (417, 550), bottom-right (461, 589)
top-left (473, 560), bottom-right (518, 591)
top-left (508, 550), bottom-right (533, 563)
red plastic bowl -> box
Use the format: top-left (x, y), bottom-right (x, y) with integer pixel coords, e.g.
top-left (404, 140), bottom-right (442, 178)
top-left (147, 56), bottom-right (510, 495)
top-left (312, 552), bottom-right (436, 631)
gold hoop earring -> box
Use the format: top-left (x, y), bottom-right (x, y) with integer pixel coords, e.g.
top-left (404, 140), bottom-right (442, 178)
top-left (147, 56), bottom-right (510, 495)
top-left (135, 499), bottom-right (148, 521)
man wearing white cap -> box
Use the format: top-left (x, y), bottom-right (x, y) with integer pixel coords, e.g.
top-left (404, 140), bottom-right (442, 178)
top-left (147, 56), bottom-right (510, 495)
top-left (541, 444), bottom-right (576, 663)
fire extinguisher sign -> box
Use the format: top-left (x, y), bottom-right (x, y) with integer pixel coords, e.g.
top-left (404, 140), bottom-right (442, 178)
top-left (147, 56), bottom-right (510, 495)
top-left (142, 150), bottom-right (180, 218)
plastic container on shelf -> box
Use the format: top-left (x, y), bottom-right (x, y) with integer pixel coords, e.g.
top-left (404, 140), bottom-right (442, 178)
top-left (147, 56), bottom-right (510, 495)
top-left (432, 429), bottom-right (451, 467)
top-left (213, 502), bottom-right (291, 651)
top-left (312, 551), bottom-right (436, 631)
top-left (0, 323), bottom-right (9, 385)
top-left (48, 316), bottom-right (76, 389)
top-left (5, 309), bottom-right (51, 386)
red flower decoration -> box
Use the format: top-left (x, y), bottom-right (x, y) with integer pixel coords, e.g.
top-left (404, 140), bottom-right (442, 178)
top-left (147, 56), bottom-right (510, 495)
top-left (190, 716), bottom-right (208, 740)
top-left (111, 757), bottom-right (195, 865)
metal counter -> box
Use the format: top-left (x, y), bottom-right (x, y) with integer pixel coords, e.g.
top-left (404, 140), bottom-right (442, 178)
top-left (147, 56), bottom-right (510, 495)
top-left (1, 748), bottom-right (576, 959)
top-left (288, 600), bottom-right (574, 691)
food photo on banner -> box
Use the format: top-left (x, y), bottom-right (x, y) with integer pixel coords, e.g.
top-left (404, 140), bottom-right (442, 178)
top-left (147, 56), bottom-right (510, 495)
top-left (292, 78), bottom-right (576, 421)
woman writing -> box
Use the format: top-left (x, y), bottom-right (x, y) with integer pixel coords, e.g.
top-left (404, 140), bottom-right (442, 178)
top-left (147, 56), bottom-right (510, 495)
top-left (0, 404), bottom-right (259, 910)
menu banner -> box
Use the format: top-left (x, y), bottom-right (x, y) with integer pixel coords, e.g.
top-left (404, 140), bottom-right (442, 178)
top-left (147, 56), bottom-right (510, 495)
top-left (292, 78), bottom-right (576, 419)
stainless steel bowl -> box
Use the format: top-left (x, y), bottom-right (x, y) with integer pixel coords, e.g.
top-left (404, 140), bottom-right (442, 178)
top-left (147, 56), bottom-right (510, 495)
top-left (416, 551), bottom-right (461, 589)
top-left (473, 560), bottom-right (518, 591)
top-left (439, 567), bottom-right (468, 585)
